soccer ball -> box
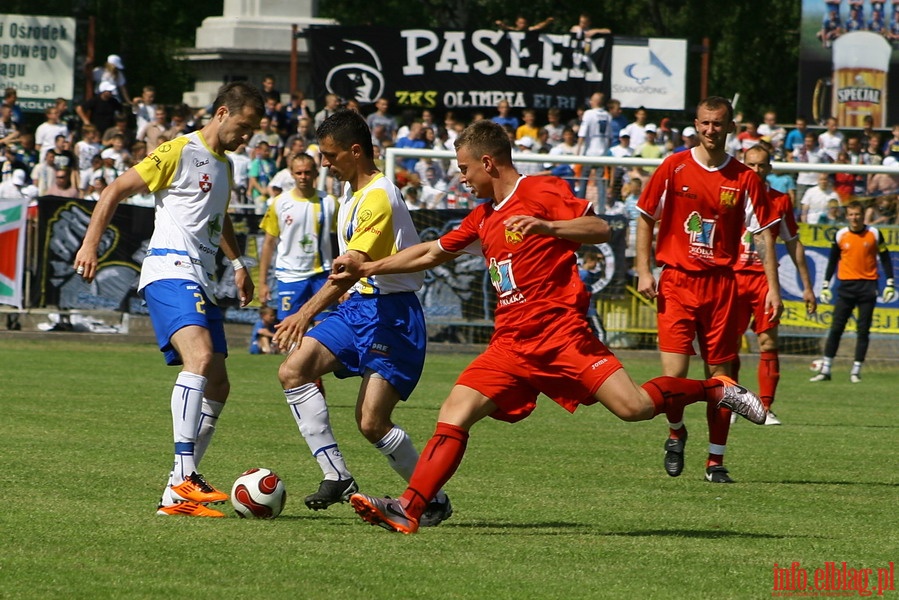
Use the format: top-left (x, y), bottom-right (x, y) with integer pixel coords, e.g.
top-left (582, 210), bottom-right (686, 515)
top-left (810, 358), bottom-right (824, 372)
top-left (230, 468), bottom-right (286, 518)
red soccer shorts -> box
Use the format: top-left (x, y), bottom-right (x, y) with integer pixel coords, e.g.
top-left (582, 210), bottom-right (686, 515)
top-left (734, 270), bottom-right (778, 335)
top-left (455, 319), bottom-right (623, 423)
top-left (656, 267), bottom-right (739, 365)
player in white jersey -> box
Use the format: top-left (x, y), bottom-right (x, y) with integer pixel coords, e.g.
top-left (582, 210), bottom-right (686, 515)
top-left (576, 92), bottom-right (613, 204)
top-left (74, 82), bottom-right (265, 518)
top-left (258, 152), bottom-right (338, 322)
top-left (272, 110), bottom-right (452, 526)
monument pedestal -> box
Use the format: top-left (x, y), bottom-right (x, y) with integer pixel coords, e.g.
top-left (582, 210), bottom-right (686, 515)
top-left (180, 0), bottom-right (333, 108)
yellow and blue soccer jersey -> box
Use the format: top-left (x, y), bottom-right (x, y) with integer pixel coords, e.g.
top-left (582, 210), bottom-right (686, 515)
top-left (260, 188), bottom-right (337, 283)
top-left (134, 131), bottom-right (233, 302)
top-left (338, 172), bottom-right (423, 295)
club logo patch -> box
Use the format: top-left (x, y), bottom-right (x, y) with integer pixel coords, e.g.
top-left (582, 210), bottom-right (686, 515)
top-left (199, 173), bottom-right (212, 193)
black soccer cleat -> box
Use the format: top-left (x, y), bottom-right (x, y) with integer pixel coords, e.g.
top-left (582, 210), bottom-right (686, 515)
top-left (663, 430), bottom-right (688, 477)
top-left (705, 465), bottom-right (734, 484)
top-left (304, 477), bottom-right (359, 510)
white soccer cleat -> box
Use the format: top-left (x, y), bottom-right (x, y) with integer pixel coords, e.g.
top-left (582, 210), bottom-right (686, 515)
top-left (764, 411), bottom-right (782, 426)
top-left (713, 375), bottom-right (766, 425)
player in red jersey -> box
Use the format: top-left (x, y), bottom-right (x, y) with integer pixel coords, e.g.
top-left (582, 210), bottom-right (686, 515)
top-left (329, 119), bottom-right (767, 534)
top-left (735, 145), bottom-right (817, 426)
top-left (635, 96), bottom-right (783, 484)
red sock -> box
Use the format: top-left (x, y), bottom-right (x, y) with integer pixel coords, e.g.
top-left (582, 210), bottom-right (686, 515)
top-left (706, 400), bottom-right (731, 468)
top-left (642, 377), bottom-right (724, 434)
top-left (400, 422), bottom-right (469, 520)
top-left (758, 350), bottom-right (780, 410)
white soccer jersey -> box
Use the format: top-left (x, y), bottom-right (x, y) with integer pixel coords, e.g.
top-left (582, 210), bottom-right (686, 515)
top-left (134, 131), bottom-right (233, 302)
top-left (578, 108), bottom-right (612, 156)
top-left (338, 172), bottom-right (423, 295)
top-left (260, 188), bottom-right (337, 282)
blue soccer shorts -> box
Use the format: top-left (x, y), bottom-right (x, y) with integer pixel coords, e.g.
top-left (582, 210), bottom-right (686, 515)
top-left (276, 272), bottom-right (330, 320)
top-left (307, 291), bottom-right (426, 400)
top-left (142, 279), bottom-right (228, 366)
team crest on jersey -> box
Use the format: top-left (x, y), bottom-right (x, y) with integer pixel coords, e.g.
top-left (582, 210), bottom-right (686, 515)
top-left (488, 256), bottom-right (524, 306)
top-left (683, 210), bottom-right (715, 251)
top-left (504, 229), bottom-right (524, 245)
top-left (199, 173), bottom-right (212, 193)
top-left (719, 186), bottom-right (739, 208)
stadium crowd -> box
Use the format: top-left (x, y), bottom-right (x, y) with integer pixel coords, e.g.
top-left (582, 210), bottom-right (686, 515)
top-left (3, 74), bottom-right (899, 234)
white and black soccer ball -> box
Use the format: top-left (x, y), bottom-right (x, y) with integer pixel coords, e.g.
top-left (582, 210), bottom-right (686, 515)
top-left (230, 468), bottom-right (286, 519)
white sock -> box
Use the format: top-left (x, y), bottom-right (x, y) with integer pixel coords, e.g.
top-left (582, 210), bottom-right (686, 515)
top-left (285, 383), bottom-right (351, 481)
top-left (822, 357), bottom-right (833, 374)
top-left (170, 372), bottom-right (206, 486)
top-left (374, 426), bottom-right (446, 503)
top-left (850, 361), bottom-right (862, 376)
top-left (194, 398), bottom-right (224, 467)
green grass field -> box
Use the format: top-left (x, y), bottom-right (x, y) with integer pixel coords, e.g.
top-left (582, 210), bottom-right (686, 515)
top-left (1, 337), bottom-right (897, 599)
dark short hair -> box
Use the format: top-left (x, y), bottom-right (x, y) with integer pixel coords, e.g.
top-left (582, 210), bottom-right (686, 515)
top-left (212, 82), bottom-right (265, 118)
top-left (316, 109), bottom-right (374, 159)
top-left (697, 96), bottom-right (734, 122)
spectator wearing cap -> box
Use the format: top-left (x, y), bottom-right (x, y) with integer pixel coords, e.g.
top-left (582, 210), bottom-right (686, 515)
top-left (673, 126), bottom-right (698, 153)
top-left (92, 53), bottom-right (129, 103)
top-left (656, 117), bottom-right (677, 150)
top-left (633, 123), bottom-right (664, 173)
top-left (607, 130), bottom-right (635, 202)
top-left (76, 81), bottom-right (123, 135)
top-left (0, 168), bottom-right (30, 199)
top-left (514, 136), bottom-right (543, 175)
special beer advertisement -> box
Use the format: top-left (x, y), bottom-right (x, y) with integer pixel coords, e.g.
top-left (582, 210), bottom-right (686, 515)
top-left (799, 0), bottom-right (899, 129)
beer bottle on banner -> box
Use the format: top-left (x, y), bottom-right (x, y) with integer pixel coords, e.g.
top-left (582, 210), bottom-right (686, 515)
top-left (816, 31), bottom-right (892, 128)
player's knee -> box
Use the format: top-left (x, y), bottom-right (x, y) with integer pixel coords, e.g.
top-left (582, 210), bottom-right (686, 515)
top-left (357, 414), bottom-right (390, 443)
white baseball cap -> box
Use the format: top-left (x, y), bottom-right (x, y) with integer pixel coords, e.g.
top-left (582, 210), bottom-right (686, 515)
top-left (682, 126), bottom-right (697, 137)
top-left (11, 169), bottom-right (25, 186)
top-left (98, 81), bottom-right (117, 94)
top-left (516, 136), bottom-right (534, 148)
top-left (100, 147), bottom-right (116, 159)
top-left (644, 123), bottom-right (657, 133)
top-left (107, 54), bottom-right (125, 70)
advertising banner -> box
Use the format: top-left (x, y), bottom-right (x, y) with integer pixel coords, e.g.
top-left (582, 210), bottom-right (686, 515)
top-left (610, 37), bottom-right (687, 110)
top-left (0, 14), bottom-right (76, 112)
top-left (307, 26), bottom-right (612, 111)
top-left (0, 197), bottom-right (28, 308)
top-left (798, 0), bottom-right (899, 128)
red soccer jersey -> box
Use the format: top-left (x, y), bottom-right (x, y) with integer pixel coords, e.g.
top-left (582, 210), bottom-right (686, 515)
top-left (736, 188), bottom-right (798, 273)
top-left (637, 149), bottom-right (778, 271)
top-left (438, 176), bottom-right (591, 340)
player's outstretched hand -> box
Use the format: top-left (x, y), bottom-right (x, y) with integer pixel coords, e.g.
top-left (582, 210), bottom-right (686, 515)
top-left (273, 312), bottom-right (310, 356)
